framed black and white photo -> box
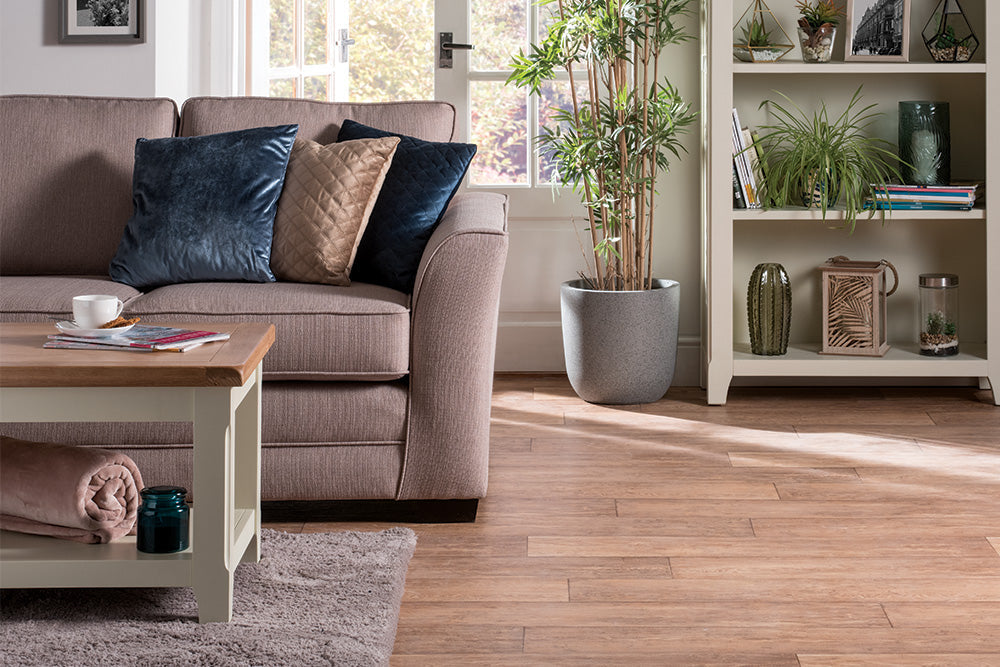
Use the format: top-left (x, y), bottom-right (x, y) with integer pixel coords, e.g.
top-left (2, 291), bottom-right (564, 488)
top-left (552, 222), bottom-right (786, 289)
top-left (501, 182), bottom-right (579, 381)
top-left (59, 0), bottom-right (144, 44)
top-left (845, 0), bottom-right (910, 62)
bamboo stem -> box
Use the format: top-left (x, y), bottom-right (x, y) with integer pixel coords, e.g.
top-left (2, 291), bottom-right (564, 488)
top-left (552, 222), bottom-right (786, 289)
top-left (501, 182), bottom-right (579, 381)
top-left (558, 0), bottom-right (603, 288)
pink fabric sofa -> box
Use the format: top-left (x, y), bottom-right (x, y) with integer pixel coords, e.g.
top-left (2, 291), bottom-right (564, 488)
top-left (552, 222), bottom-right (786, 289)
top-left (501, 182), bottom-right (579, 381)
top-left (0, 94), bottom-right (508, 520)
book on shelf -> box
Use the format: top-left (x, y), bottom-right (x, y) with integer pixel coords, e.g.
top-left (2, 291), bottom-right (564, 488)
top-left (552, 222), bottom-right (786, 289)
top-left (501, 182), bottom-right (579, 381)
top-left (731, 107), bottom-right (760, 208)
top-left (871, 183), bottom-right (979, 205)
top-left (46, 324), bottom-right (230, 352)
top-left (864, 200), bottom-right (974, 211)
top-left (732, 163), bottom-right (747, 209)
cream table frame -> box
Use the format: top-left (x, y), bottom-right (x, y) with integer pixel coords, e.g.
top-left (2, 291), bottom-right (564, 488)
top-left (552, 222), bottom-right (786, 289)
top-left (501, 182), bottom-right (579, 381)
top-left (0, 323), bottom-right (273, 623)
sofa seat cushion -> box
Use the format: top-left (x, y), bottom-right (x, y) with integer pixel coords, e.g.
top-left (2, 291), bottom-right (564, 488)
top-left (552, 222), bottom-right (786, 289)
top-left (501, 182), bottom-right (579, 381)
top-left (0, 276), bottom-right (142, 321)
top-left (127, 282), bottom-right (410, 380)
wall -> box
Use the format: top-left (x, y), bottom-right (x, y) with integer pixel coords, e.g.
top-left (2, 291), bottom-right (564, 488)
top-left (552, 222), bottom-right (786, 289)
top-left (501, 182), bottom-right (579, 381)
top-left (0, 0), bottom-right (217, 104)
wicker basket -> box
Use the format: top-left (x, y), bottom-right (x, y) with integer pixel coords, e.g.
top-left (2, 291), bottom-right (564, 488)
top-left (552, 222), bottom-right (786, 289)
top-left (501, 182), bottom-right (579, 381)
top-left (819, 255), bottom-right (898, 357)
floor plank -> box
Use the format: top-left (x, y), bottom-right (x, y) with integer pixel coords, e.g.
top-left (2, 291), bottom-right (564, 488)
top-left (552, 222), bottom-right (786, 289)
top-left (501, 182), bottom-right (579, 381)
top-left (263, 377), bottom-right (1000, 662)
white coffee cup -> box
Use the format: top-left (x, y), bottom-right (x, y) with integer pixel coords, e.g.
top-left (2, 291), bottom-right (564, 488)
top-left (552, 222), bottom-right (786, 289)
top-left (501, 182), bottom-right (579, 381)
top-left (72, 294), bottom-right (124, 329)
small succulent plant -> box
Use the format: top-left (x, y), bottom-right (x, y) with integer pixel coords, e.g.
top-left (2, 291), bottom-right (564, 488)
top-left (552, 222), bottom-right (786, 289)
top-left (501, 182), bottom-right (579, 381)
top-left (796, 0), bottom-right (845, 30)
top-left (741, 18), bottom-right (773, 47)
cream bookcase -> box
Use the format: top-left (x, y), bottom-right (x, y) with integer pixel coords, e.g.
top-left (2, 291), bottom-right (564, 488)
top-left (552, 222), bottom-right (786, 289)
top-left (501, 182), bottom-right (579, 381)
top-left (702, 0), bottom-right (998, 405)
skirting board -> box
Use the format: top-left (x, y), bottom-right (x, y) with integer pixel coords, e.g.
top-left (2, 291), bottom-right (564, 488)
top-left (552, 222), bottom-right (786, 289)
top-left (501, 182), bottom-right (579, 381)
top-left (262, 499), bottom-right (479, 523)
top-left (495, 317), bottom-right (702, 386)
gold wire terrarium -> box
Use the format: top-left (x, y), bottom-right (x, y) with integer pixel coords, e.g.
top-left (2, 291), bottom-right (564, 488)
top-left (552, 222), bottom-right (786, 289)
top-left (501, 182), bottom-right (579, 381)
top-left (734, 0), bottom-right (794, 62)
top-left (922, 0), bottom-right (980, 62)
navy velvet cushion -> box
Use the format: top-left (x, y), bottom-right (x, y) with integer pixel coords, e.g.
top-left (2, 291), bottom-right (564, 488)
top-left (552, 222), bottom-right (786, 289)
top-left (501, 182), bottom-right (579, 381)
top-left (336, 119), bottom-right (476, 293)
top-left (109, 124), bottom-right (299, 289)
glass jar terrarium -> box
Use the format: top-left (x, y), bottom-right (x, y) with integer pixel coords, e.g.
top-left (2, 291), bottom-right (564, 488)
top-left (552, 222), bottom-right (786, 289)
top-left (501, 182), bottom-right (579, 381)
top-left (919, 273), bottom-right (959, 356)
top-left (733, 0), bottom-right (794, 63)
top-left (136, 486), bottom-right (190, 553)
top-left (922, 0), bottom-right (980, 62)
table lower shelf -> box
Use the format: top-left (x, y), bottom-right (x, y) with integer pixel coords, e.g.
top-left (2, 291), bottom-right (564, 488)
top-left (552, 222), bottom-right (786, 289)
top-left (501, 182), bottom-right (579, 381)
top-left (733, 342), bottom-right (989, 377)
top-left (0, 508), bottom-right (255, 589)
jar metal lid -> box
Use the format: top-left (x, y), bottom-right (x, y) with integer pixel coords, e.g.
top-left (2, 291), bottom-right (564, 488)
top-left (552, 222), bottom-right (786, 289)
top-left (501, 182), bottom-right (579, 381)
top-left (140, 485), bottom-right (188, 497)
top-left (919, 273), bottom-right (959, 288)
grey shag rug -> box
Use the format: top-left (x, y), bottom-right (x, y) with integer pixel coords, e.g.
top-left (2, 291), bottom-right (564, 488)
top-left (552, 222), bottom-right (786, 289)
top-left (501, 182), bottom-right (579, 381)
top-left (0, 527), bottom-right (416, 666)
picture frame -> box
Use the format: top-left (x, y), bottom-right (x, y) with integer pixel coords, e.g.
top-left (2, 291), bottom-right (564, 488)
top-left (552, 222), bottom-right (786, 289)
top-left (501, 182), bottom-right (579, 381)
top-left (845, 0), bottom-right (910, 62)
top-left (59, 0), bottom-right (144, 44)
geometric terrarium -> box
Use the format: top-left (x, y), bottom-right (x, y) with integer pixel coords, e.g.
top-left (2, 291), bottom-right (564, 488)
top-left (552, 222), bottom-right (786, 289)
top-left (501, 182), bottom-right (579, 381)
top-left (734, 0), bottom-right (794, 62)
top-left (922, 0), bottom-right (980, 62)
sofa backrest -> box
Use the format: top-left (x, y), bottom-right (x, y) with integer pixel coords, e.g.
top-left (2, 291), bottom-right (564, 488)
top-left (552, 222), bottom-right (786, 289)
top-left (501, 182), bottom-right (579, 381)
top-left (0, 95), bottom-right (178, 276)
top-left (178, 97), bottom-right (456, 144)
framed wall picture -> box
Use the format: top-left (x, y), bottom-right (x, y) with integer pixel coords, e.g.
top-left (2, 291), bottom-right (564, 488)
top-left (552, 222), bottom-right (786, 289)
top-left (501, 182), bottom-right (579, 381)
top-left (59, 0), bottom-right (144, 44)
top-left (845, 0), bottom-right (910, 62)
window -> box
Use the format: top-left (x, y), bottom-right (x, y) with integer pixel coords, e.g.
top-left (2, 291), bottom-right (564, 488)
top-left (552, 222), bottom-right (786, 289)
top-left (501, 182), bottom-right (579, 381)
top-left (249, 0), bottom-right (343, 100)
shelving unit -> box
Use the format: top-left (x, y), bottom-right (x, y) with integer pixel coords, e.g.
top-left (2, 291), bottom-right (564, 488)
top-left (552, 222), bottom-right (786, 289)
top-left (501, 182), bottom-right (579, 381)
top-left (702, 0), bottom-right (998, 405)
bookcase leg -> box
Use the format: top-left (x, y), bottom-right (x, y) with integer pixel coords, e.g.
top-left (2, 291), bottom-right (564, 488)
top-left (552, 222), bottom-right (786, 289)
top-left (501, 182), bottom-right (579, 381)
top-left (707, 366), bottom-right (732, 406)
top-left (984, 376), bottom-right (999, 406)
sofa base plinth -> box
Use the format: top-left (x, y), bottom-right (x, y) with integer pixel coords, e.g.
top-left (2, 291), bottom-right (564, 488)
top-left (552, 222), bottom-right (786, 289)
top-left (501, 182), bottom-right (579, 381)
top-left (262, 498), bottom-right (479, 523)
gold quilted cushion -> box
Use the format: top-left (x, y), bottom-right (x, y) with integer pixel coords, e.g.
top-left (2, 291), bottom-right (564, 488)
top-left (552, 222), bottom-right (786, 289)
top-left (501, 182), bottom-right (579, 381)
top-left (271, 136), bottom-right (400, 285)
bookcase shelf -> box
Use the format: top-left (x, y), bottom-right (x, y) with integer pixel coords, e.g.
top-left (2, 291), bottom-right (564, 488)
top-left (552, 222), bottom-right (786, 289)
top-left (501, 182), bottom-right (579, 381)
top-left (732, 206), bottom-right (986, 222)
top-left (732, 62), bottom-right (986, 75)
top-left (703, 0), bottom-right (998, 405)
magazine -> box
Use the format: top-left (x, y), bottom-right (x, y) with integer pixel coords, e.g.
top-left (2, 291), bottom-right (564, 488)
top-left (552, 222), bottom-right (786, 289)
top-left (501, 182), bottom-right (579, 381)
top-left (47, 324), bottom-right (230, 352)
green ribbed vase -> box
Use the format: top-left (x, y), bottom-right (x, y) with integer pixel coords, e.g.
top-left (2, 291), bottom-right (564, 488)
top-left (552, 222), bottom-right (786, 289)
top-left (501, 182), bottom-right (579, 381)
top-left (748, 263), bottom-right (791, 356)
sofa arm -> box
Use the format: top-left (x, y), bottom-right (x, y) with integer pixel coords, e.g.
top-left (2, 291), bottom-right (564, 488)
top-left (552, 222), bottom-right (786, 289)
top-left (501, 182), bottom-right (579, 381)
top-left (397, 192), bottom-right (509, 500)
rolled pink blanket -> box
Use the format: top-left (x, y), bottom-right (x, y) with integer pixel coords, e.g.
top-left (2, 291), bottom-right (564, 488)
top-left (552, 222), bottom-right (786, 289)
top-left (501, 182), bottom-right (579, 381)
top-left (0, 436), bottom-right (144, 544)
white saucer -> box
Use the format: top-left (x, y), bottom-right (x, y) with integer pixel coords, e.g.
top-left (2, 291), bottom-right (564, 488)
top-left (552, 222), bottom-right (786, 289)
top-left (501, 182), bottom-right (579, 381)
top-left (55, 321), bottom-right (136, 338)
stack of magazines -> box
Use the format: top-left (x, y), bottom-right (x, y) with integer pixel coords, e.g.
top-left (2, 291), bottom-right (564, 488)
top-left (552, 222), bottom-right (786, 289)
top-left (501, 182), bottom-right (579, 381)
top-left (866, 183), bottom-right (979, 211)
top-left (45, 325), bottom-right (230, 352)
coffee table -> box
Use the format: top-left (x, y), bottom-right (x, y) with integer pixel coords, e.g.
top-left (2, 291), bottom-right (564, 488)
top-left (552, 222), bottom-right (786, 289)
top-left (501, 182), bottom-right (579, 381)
top-left (0, 322), bottom-right (274, 623)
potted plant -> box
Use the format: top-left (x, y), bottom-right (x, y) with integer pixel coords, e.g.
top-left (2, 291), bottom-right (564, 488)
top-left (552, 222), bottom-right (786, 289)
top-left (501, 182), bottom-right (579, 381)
top-left (733, 0), bottom-right (793, 62)
top-left (506, 0), bottom-right (698, 404)
top-left (752, 85), bottom-right (905, 233)
top-left (734, 16), bottom-right (790, 62)
top-left (748, 86), bottom-right (902, 232)
top-left (796, 0), bottom-right (844, 63)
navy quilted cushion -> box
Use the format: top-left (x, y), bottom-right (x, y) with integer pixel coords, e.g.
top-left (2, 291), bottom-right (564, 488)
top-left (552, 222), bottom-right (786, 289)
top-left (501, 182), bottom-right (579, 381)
top-left (109, 124), bottom-right (298, 289)
top-left (337, 119), bottom-right (476, 293)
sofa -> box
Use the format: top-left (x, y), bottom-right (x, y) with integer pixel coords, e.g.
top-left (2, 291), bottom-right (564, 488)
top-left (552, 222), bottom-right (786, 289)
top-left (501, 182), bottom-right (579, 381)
top-left (0, 94), bottom-right (508, 520)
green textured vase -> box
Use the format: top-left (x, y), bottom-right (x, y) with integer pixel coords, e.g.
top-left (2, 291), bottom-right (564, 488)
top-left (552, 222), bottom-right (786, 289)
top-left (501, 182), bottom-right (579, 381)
top-left (748, 263), bottom-right (791, 355)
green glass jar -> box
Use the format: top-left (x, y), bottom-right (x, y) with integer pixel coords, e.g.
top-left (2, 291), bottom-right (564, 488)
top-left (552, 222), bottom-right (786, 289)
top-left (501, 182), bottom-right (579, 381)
top-left (899, 101), bottom-right (950, 186)
top-left (136, 486), bottom-right (189, 554)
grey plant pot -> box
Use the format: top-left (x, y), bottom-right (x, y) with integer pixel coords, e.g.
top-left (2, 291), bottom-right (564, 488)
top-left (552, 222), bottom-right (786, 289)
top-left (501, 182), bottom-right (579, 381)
top-left (560, 278), bottom-right (680, 405)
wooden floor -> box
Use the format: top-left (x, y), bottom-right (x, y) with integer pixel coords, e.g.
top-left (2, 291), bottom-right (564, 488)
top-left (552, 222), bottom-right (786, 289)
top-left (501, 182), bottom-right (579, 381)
top-left (266, 376), bottom-right (1000, 665)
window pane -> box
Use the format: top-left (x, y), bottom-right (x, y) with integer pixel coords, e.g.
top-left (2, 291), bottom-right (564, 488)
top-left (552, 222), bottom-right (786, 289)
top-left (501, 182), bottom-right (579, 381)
top-left (303, 75), bottom-right (329, 101)
top-left (538, 80), bottom-right (586, 183)
top-left (471, 0), bottom-right (526, 71)
top-left (269, 0), bottom-right (295, 68)
top-left (347, 0), bottom-right (433, 102)
top-left (303, 0), bottom-right (328, 66)
top-left (269, 78), bottom-right (297, 98)
top-left (470, 81), bottom-right (527, 186)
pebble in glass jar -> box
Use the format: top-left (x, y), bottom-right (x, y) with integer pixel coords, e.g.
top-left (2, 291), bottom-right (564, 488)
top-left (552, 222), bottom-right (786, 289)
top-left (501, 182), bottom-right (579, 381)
top-left (919, 273), bottom-right (959, 356)
top-left (136, 486), bottom-right (190, 553)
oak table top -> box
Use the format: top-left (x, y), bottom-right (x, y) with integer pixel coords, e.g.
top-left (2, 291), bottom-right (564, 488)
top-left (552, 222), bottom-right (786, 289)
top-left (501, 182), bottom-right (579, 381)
top-left (0, 322), bottom-right (275, 388)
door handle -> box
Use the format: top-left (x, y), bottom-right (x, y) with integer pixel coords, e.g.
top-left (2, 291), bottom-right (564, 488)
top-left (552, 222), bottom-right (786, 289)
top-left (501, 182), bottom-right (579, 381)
top-left (439, 32), bottom-right (475, 68)
top-left (339, 28), bottom-right (356, 63)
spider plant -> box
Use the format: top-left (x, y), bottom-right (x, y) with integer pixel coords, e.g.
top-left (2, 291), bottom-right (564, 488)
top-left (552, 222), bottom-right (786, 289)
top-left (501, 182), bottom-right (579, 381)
top-left (752, 86), bottom-right (905, 233)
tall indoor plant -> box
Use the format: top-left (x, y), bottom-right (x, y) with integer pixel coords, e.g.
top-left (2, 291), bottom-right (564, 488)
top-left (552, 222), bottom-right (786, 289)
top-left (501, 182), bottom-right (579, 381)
top-left (507, 0), bottom-right (698, 403)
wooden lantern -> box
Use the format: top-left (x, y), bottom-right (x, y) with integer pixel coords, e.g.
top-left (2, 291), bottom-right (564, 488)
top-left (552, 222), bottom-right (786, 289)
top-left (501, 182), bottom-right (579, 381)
top-left (819, 255), bottom-right (899, 357)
